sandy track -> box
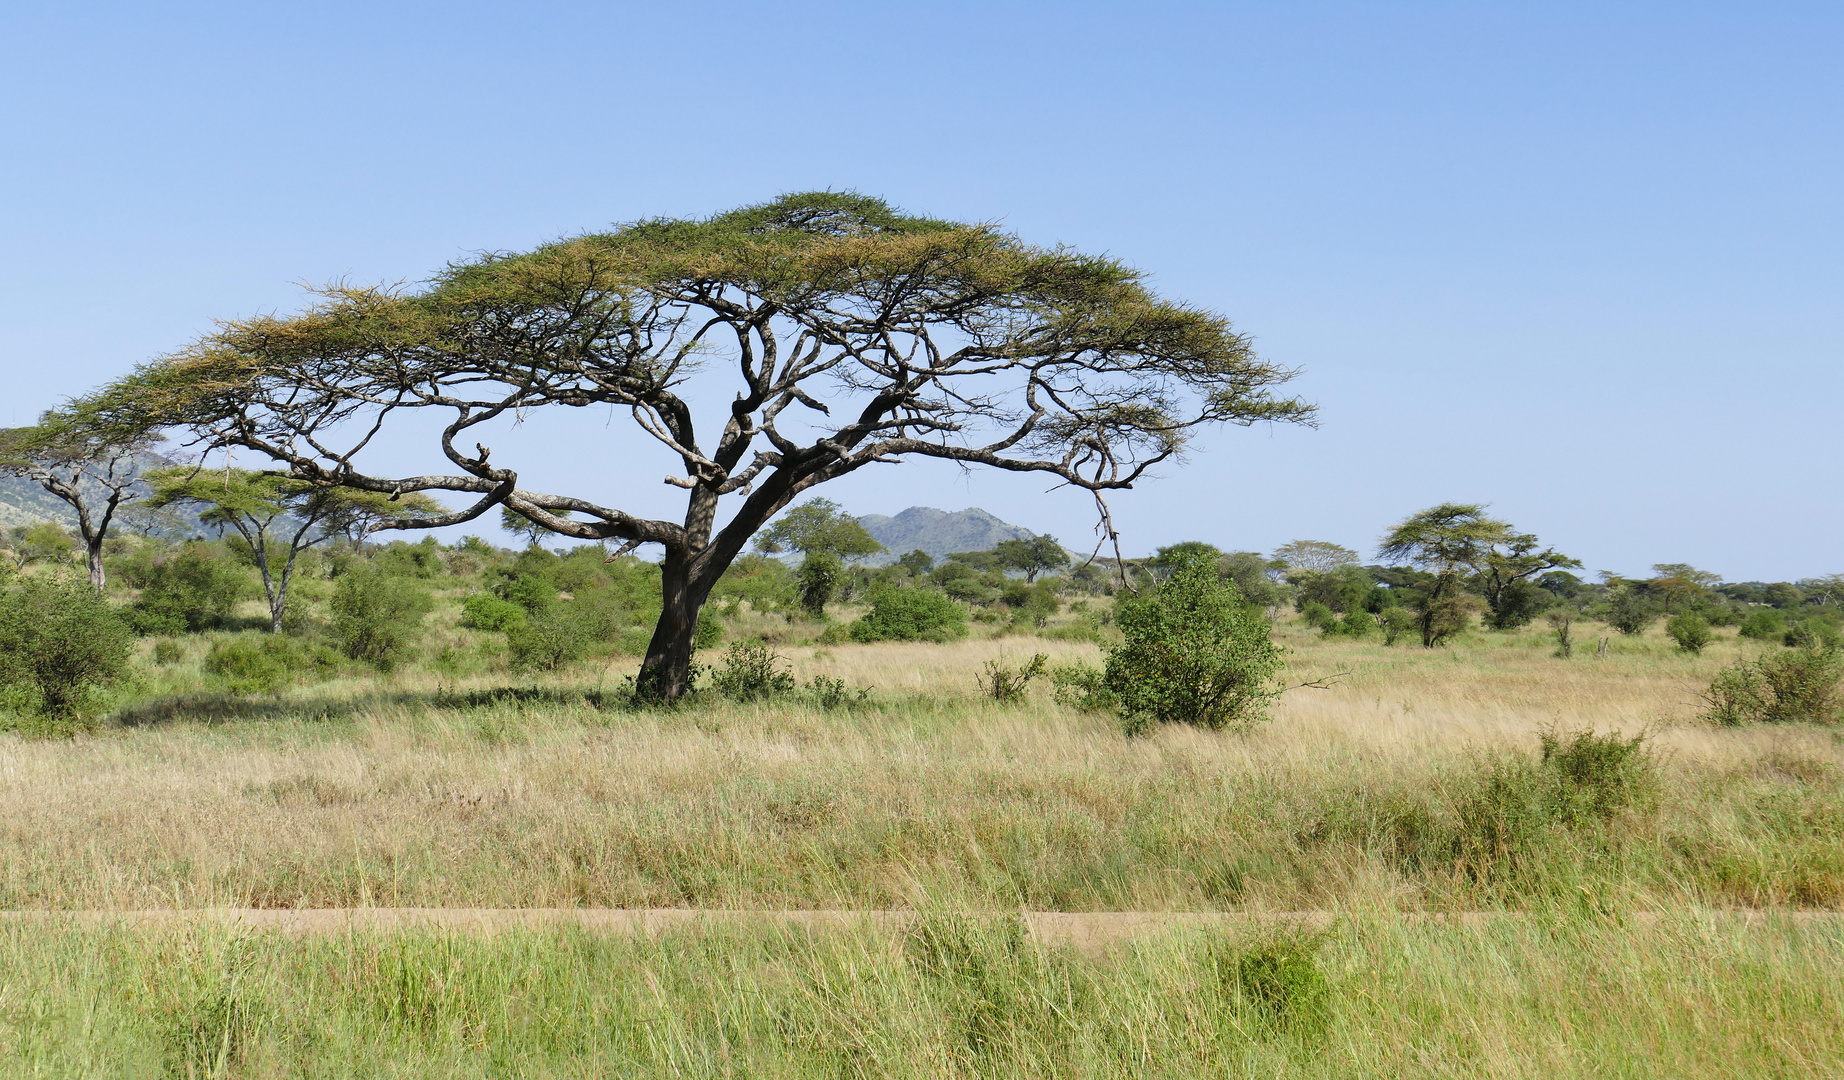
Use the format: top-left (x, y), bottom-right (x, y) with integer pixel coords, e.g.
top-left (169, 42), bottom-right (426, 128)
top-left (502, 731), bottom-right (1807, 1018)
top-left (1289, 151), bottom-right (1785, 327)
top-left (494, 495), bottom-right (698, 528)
top-left (3, 908), bottom-right (1835, 956)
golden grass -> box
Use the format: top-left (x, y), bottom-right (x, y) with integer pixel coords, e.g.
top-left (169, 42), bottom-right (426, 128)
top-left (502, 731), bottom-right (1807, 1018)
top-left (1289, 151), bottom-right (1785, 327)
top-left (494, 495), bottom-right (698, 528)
top-left (2, 618), bottom-right (1837, 913)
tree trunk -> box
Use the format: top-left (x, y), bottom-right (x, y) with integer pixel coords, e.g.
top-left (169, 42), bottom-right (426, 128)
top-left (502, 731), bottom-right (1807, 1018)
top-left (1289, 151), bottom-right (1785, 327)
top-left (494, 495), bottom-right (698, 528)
top-left (85, 536), bottom-right (106, 593)
top-left (637, 552), bottom-right (721, 701)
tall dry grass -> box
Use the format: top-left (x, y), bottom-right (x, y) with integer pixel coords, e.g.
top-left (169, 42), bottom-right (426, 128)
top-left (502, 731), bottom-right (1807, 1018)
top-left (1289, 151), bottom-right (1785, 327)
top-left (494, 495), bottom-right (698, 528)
top-left (1, 620), bottom-right (1837, 912)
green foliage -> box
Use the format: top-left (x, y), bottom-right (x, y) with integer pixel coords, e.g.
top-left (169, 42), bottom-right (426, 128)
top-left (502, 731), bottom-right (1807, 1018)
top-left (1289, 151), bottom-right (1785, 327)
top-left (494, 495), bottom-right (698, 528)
top-left (1605, 589), bottom-right (1659, 636)
top-left (712, 554), bottom-right (798, 615)
top-left (507, 610), bottom-right (593, 673)
top-left (1702, 643), bottom-right (1843, 725)
top-left (1379, 606), bottom-right (1419, 646)
top-left (1738, 609), bottom-right (1787, 641)
top-left (897, 549), bottom-right (934, 576)
top-left (496, 574), bottom-right (558, 615)
top-left (151, 638), bottom-right (184, 665)
top-left (329, 564), bottom-right (433, 669)
top-left (1450, 729), bottom-right (1653, 883)
top-left (127, 542), bottom-right (250, 634)
top-left (1666, 611), bottom-right (1714, 654)
top-left (202, 633), bottom-right (343, 695)
top-left (460, 593), bottom-right (527, 633)
top-left (1049, 662), bottom-right (1118, 711)
top-left (0, 574), bottom-right (135, 722)
top-left (1488, 579), bottom-right (1551, 629)
top-left (709, 642), bottom-right (797, 702)
top-left (694, 607), bottom-right (725, 650)
top-left (1105, 552), bottom-right (1282, 735)
top-left (848, 587), bottom-right (968, 643)
top-left (756, 498), bottom-right (883, 559)
top-left (992, 535), bottom-right (1069, 582)
top-left (796, 551), bottom-right (841, 617)
top-left (1217, 931), bottom-right (1331, 1036)
top-left (976, 653), bottom-right (1048, 703)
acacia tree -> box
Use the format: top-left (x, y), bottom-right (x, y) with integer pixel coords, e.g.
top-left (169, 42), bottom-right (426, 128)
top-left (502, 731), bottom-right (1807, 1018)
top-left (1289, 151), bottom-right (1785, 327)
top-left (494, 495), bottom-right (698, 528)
top-left (754, 497), bottom-right (883, 615)
top-left (994, 534), bottom-right (1069, 583)
top-left (1379, 503), bottom-right (1579, 643)
top-left (145, 467), bottom-right (440, 632)
top-left (1271, 539), bottom-right (1359, 574)
top-left (0, 418), bottom-right (155, 593)
top-left (73, 192), bottom-right (1314, 698)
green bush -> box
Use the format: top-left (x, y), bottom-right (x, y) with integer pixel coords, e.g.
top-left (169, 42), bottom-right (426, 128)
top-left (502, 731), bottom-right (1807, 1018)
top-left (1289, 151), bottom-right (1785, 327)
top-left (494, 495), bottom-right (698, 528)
top-left (848, 587), bottom-right (968, 643)
top-left (1105, 552), bottom-right (1282, 734)
top-left (1605, 590), bottom-right (1659, 636)
top-left (460, 593), bottom-right (527, 633)
top-left (329, 565), bottom-right (433, 670)
top-left (1299, 600), bottom-right (1337, 633)
top-left (203, 633), bottom-right (343, 695)
top-left (1666, 611), bottom-right (1714, 654)
top-left (1379, 607), bottom-right (1419, 646)
top-left (709, 642), bottom-right (796, 702)
top-left (694, 607), bottom-right (725, 650)
top-left (1450, 729), bottom-right (1653, 883)
top-left (0, 575), bottom-right (136, 722)
top-left (496, 575), bottom-right (557, 615)
top-left (1738, 609), bottom-right (1787, 641)
top-left (151, 638), bottom-right (185, 666)
top-left (1702, 643), bottom-right (1843, 725)
top-left (127, 543), bottom-right (250, 634)
top-left (1217, 931), bottom-right (1331, 1036)
top-left (507, 610), bottom-right (594, 672)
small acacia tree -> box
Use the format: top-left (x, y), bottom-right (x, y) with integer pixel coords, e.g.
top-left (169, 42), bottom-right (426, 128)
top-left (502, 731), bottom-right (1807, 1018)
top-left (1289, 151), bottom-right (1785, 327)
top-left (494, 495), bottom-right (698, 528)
top-left (72, 192), bottom-right (1313, 698)
top-left (993, 534), bottom-right (1069, 584)
top-left (1379, 503), bottom-right (1579, 644)
top-left (0, 418), bottom-right (155, 593)
top-left (145, 467), bottom-right (441, 632)
top-left (754, 497), bottom-right (883, 616)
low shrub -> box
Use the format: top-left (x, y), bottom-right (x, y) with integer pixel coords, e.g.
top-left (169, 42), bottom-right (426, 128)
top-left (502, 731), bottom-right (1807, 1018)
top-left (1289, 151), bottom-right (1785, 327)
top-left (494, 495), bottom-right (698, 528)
top-left (203, 634), bottom-right (344, 695)
top-left (1738, 609), bottom-right (1787, 641)
top-left (1449, 728), bottom-right (1653, 884)
top-left (848, 587), bottom-right (968, 643)
top-left (151, 638), bottom-right (185, 666)
top-left (1379, 606), bottom-right (1419, 646)
top-left (459, 594), bottom-right (527, 633)
top-left (1216, 930), bottom-right (1331, 1036)
top-left (507, 610), bottom-right (593, 673)
top-left (709, 642), bottom-right (795, 702)
top-left (1702, 643), bottom-right (1843, 725)
top-left (975, 653), bottom-right (1047, 703)
top-left (127, 543), bottom-right (250, 635)
top-left (330, 565), bottom-right (433, 670)
top-left (1666, 611), bottom-right (1713, 654)
top-left (0, 575), bottom-right (136, 723)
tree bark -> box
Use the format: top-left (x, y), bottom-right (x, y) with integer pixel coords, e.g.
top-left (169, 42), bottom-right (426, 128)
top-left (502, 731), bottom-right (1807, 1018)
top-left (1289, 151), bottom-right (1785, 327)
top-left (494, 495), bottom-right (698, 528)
top-left (636, 551), bottom-right (723, 701)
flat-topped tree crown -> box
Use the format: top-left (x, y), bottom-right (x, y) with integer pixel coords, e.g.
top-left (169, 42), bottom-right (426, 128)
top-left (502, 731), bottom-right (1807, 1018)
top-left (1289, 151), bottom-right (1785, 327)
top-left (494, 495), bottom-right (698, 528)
top-left (70, 192), bottom-right (1316, 698)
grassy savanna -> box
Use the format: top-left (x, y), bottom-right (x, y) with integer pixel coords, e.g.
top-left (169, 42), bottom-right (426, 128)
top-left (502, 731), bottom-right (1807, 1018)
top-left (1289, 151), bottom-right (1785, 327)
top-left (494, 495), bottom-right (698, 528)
top-left (2, 623), bottom-right (1840, 913)
top-left (4, 608), bottom-right (1843, 1076)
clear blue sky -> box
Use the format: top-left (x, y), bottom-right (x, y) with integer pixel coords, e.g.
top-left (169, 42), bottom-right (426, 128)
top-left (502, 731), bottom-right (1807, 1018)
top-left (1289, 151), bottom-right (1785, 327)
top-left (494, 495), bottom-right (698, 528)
top-left (3, 2), bottom-right (1838, 581)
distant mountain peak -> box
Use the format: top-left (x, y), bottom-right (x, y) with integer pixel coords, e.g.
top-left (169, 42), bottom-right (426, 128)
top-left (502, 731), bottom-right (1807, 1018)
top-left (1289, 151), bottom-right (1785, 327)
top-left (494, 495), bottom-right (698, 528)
top-left (855, 506), bottom-right (1037, 563)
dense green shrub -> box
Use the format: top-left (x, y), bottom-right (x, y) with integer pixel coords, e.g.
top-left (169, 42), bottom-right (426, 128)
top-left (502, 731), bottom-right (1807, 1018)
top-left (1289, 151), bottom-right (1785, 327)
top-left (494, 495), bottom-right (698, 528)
top-left (507, 610), bottom-right (593, 672)
top-left (1702, 643), bottom-right (1843, 725)
top-left (1488, 579), bottom-right (1551, 630)
top-left (460, 593), bottom-right (527, 633)
top-left (1104, 552), bottom-right (1282, 735)
top-left (1605, 590), bottom-right (1658, 636)
top-left (203, 633), bottom-right (343, 695)
top-left (1379, 607), bottom-right (1419, 646)
top-left (848, 587), bottom-right (968, 642)
top-left (329, 565), bottom-right (433, 669)
top-left (1738, 609), bottom-right (1787, 641)
top-left (0, 575), bottom-right (135, 722)
top-left (1666, 611), bottom-right (1713, 654)
top-left (126, 543), bottom-right (250, 634)
top-left (709, 642), bottom-right (796, 702)
top-left (496, 575), bottom-right (558, 615)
